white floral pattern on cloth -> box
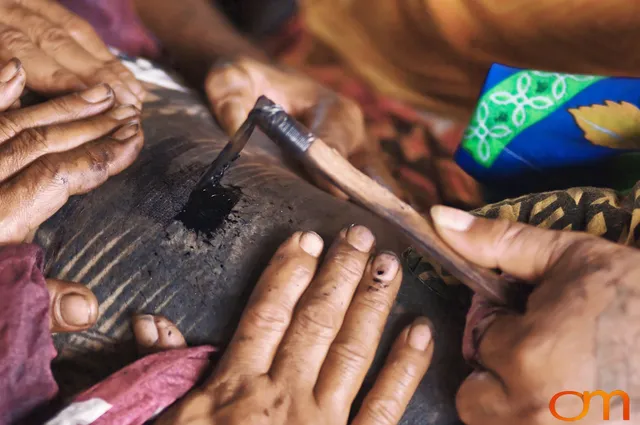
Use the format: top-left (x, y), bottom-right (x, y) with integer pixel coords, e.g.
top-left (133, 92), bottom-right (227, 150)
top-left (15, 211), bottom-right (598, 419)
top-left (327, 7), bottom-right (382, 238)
top-left (461, 69), bottom-right (603, 167)
top-left (531, 71), bottom-right (600, 101)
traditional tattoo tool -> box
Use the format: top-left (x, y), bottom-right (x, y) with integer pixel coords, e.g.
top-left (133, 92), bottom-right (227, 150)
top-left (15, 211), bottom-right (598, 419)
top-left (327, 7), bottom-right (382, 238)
top-left (196, 96), bottom-right (514, 306)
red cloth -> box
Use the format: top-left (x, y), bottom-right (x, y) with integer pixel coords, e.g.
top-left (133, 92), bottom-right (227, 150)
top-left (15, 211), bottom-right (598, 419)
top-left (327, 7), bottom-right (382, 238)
top-left (0, 244), bottom-right (58, 425)
top-left (71, 346), bottom-right (215, 425)
top-left (0, 244), bottom-right (215, 425)
top-left (58, 0), bottom-right (160, 58)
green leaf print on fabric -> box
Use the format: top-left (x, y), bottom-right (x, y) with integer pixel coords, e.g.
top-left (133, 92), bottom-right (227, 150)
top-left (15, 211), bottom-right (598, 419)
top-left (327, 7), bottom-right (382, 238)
top-left (462, 70), bottom-right (603, 167)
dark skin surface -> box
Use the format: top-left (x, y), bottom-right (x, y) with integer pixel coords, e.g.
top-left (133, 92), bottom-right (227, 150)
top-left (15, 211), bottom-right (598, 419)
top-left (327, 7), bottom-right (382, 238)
top-left (36, 81), bottom-right (469, 425)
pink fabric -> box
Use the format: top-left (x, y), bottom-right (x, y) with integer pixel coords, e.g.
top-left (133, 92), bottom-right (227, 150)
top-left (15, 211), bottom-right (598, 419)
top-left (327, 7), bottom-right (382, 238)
top-left (58, 0), bottom-right (160, 58)
top-left (0, 243), bottom-right (216, 425)
top-left (0, 244), bottom-right (58, 425)
top-left (74, 346), bottom-right (215, 425)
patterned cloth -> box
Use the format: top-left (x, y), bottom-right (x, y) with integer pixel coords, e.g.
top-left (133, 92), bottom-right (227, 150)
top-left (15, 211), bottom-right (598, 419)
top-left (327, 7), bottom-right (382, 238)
top-left (457, 64), bottom-right (640, 200)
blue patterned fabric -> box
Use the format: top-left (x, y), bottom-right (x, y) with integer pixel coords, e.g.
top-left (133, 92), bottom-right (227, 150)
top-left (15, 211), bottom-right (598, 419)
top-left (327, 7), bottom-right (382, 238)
top-left (456, 64), bottom-right (640, 199)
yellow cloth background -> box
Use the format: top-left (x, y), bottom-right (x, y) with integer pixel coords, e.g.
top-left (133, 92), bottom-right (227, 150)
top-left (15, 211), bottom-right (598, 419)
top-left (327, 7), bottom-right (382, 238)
top-left (301, 0), bottom-right (640, 119)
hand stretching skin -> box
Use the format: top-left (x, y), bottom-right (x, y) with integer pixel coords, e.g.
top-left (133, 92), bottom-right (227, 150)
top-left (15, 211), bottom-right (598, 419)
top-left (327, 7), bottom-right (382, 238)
top-left (46, 278), bottom-right (98, 333)
top-left (0, 0), bottom-right (144, 107)
top-left (430, 205), bottom-right (640, 425)
top-left (156, 226), bottom-right (434, 425)
top-left (206, 58), bottom-right (410, 202)
top-left (0, 58), bottom-right (144, 244)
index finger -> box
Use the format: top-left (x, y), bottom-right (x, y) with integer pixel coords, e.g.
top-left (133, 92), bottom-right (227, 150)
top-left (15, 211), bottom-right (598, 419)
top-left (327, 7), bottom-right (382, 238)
top-left (212, 231), bottom-right (324, 380)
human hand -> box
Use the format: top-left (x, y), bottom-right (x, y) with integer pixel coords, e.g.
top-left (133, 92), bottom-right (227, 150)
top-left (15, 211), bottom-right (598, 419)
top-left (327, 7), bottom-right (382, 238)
top-left (430, 205), bottom-right (640, 425)
top-left (0, 59), bottom-right (143, 244)
top-left (0, 0), bottom-right (144, 107)
top-left (156, 226), bottom-right (434, 425)
top-left (205, 58), bottom-right (409, 201)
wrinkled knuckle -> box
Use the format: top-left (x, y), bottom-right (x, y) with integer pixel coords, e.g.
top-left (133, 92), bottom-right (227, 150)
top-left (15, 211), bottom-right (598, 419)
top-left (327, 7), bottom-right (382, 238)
top-left (0, 115), bottom-right (21, 140)
top-left (296, 301), bottom-right (337, 338)
top-left (49, 96), bottom-right (77, 117)
top-left (330, 340), bottom-right (370, 367)
top-left (32, 156), bottom-right (65, 186)
top-left (288, 263), bottom-right (314, 283)
top-left (393, 358), bottom-right (420, 383)
top-left (357, 290), bottom-right (393, 315)
top-left (245, 303), bottom-right (290, 333)
top-left (332, 252), bottom-right (366, 283)
top-left (0, 27), bottom-right (29, 50)
top-left (362, 397), bottom-right (403, 425)
top-left (21, 128), bottom-right (49, 153)
top-left (38, 26), bottom-right (70, 46)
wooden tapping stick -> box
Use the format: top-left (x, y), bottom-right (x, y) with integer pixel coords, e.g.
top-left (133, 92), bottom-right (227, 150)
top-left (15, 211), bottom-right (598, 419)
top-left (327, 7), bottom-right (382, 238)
top-left (205, 96), bottom-right (515, 306)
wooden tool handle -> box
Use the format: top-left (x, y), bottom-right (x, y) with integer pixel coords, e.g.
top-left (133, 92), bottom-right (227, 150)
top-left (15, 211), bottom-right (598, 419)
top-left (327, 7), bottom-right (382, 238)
top-left (303, 139), bottom-right (512, 305)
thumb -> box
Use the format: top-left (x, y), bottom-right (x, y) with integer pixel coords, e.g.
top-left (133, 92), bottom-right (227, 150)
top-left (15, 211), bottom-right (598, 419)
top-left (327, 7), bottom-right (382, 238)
top-left (430, 205), bottom-right (577, 282)
top-left (47, 278), bottom-right (99, 333)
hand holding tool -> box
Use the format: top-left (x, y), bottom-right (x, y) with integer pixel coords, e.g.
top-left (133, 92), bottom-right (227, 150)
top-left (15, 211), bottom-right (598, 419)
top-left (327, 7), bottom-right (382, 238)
top-left (197, 96), bottom-right (514, 306)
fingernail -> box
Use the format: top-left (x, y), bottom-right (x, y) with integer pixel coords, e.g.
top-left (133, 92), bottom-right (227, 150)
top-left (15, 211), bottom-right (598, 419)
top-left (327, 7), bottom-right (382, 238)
top-left (408, 317), bottom-right (433, 351)
top-left (80, 84), bottom-right (113, 103)
top-left (430, 205), bottom-right (475, 232)
top-left (109, 104), bottom-right (139, 120)
top-left (299, 231), bottom-right (324, 257)
top-left (345, 224), bottom-right (375, 252)
top-left (0, 58), bottom-right (21, 83)
top-left (371, 251), bottom-right (400, 282)
top-left (59, 293), bottom-right (92, 326)
top-left (133, 314), bottom-right (159, 346)
top-left (112, 122), bottom-right (140, 140)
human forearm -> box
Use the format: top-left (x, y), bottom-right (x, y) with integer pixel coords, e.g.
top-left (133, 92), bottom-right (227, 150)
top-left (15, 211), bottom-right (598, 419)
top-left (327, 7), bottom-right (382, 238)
top-left (133, 0), bottom-right (267, 82)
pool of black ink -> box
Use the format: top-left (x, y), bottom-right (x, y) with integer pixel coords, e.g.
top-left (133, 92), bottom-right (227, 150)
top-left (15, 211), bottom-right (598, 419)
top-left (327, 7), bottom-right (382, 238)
top-left (176, 184), bottom-right (241, 237)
